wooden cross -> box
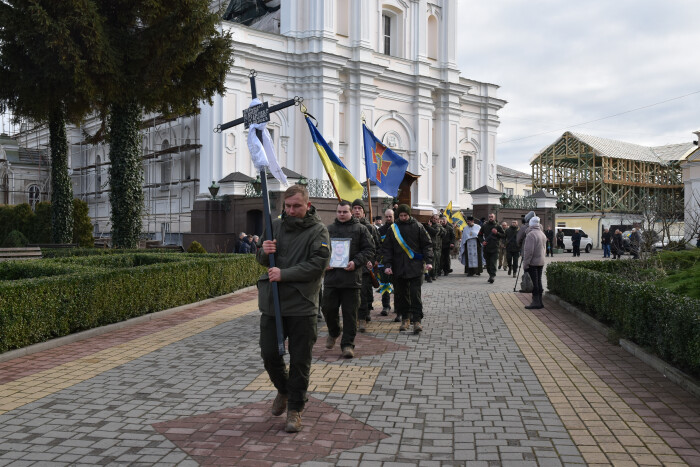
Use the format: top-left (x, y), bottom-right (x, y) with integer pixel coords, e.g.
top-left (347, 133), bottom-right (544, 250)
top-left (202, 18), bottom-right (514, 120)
top-left (215, 70), bottom-right (301, 356)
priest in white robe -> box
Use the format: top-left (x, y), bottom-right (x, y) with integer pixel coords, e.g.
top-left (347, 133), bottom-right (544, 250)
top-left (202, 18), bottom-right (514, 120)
top-left (459, 216), bottom-right (483, 276)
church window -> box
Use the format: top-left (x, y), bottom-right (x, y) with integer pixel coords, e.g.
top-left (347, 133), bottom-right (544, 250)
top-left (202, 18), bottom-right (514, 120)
top-left (381, 7), bottom-right (403, 57)
top-left (223, 0), bottom-right (280, 33)
top-left (505, 188), bottom-right (514, 196)
top-left (183, 138), bottom-right (192, 180)
top-left (383, 14), bottom-right (392, 55)
top-left (427, 15), bottom-right (438, 60)
top-left (1, 174), bottom-right (8, 205)
top-left (160, 140), bottom-right (171, 190)
top-left (95, 155), bottom-right (102, 197)
top-left (28, 184), bottom-right (40, 209)
top-left (463, 155), bottom-right (472, 191)
top-left (523, 189), bottom-right (531, 197)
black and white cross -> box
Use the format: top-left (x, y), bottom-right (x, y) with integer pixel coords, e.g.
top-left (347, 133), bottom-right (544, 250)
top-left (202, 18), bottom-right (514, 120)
top-left (215, 70), bottom-right (302, 355)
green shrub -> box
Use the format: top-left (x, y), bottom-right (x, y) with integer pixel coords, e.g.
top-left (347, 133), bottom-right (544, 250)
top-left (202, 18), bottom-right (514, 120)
top-left (0, 253), bottom-right (265, 353)
top-left (187, 241), bottom-right (207, 253)
top-left (72, 199), bottom-right (94, 247)
top-left (546, 261), bottom-right (700, 377)
top-left (1, 229), bottom-right (29, 247)
top-left (31, 202), bottom-right (52, 243)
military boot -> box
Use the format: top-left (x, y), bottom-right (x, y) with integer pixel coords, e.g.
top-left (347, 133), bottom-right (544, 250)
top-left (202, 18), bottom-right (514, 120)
top-left (358, 319), bottom-right (367, 333)
top-left (271, 392), bottom-right (288, 416)
top-left (285, 410), bottom-right (302, 433)
top-left (413, 321), bottom-right (423, 334)
top-left (399, 319), bottom-right (410, 331)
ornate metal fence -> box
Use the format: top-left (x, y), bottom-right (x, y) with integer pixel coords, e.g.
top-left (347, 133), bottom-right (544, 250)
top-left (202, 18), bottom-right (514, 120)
top-left (502, 195), bottom-right (537, 210)
top-left (244, 178), bottom-right (338, 199)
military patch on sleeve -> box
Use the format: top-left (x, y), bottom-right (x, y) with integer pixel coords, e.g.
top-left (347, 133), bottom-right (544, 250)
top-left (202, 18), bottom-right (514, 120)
top-left (321, 242), bottom-right (329, 249)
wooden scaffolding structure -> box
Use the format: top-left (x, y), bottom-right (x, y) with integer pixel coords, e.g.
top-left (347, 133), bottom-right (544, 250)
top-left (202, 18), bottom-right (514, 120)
top-left (531, 132), bottom-right (687, 214)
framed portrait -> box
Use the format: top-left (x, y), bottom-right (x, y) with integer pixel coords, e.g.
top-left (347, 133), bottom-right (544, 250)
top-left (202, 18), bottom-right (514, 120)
top-left (329, 238), bottom-right (351, 268)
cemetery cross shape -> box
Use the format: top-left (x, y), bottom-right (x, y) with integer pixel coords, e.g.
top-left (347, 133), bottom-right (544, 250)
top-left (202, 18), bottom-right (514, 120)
top-left (215, 70), bottom-right (302, 355)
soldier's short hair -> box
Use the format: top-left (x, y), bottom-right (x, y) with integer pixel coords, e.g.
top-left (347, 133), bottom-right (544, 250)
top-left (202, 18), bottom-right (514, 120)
top-left (337, 200), bottom-right (352, 208)
top-left (283, 184), bottom-right (309, 202)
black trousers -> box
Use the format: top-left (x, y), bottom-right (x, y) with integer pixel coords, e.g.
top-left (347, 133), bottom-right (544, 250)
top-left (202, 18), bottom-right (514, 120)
top-left (484, 251), bottom-right (498, 278)
top-left (394, 275), bottom-right (423, 322)
top-left (322, 287), bottom-right (360, 349)
top-left (506, 251), bottom-right (519, 273)
top-left (259, 314), bottom-right (317, 411)
top-left (441, 248), bottom-right (452, 275)
top-left (359, 274), bottom-right (374, 320)
top-left (527, 266), bottom-right (544, 295)
top-left (573, 244), bottom-right (580, 256)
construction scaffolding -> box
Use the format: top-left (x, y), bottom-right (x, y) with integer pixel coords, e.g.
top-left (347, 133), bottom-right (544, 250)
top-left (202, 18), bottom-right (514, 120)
top-left (72, 113), bottom-right (201, 245)
top-left (531, 131), bottom-right (689, 214)
top-left (1, 110), bottom-right (200, 246)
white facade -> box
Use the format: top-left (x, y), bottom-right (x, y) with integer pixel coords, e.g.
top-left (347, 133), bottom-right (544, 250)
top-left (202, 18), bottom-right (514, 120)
top-left (5, 0), bottom-right (505, 241)
top-left (202, 0), bottom-right (505, 213)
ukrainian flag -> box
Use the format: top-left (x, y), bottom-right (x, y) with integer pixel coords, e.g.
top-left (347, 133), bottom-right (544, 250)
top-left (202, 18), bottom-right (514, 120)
top-left (445, 201), bottom-right (466, 231)
top-left (305, 116), bottom-right (364, 202)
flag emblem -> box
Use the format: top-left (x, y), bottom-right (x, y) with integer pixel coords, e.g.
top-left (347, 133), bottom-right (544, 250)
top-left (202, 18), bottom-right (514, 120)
top-left (372, 143), bottom-right (393, 181)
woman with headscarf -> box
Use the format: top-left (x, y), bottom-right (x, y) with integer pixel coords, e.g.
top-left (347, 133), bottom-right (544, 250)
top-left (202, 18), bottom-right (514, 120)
top-left (522, 216), bottom-right (547, 309)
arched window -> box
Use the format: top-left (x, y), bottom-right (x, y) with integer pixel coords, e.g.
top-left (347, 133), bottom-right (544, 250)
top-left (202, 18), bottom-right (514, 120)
top-left (381, 7), bottom-right (402, 57)
top-left (160, 139), bottom-right (171, 190)
top-left (463, 155), bottom-right (473, 191)
top-left (28, 184), bottom-right (40, 209)
top-left (1, 174), bottom-right (8, 205)
top-left (427, 15), bottom-right (438, 60)
top-left (95, 155), bottom-right (102, 197)
top-left (183, 138), bottom-right (191, 180)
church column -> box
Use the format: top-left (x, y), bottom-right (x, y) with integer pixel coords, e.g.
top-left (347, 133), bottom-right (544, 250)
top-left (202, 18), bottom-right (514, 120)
top-left (350, 0), bottom-right (373, 49)
top-left (412, 82), bottom-right (434, 211)
top-left (198, 92), bottom-right (224, 197)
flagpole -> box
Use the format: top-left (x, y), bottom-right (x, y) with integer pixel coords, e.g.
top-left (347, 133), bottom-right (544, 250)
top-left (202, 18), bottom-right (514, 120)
top-left (361, 116), bottom-right (373, 221)
top-left (302, 111), bottom-right (342, 203)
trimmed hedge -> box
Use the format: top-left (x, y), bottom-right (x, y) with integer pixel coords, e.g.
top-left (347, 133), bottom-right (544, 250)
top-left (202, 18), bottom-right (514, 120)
top-left (546, 260), bottom-right (700, 377)
top-left (0, 253), bottom-right (264, 353)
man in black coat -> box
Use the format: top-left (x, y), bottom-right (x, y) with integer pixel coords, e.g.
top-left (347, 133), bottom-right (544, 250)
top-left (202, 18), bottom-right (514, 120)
top-left (439, 215), bottom-right (455, 276)
top-left (571, 229), bottom-right (582, 257)
top-left (504, 220), bottom-right (520, 276)
top-left (351, 199), bottom-right (379, 331)
top-left (478, 213), bottom-right (505, 283)
top-left (422, 213), bottom-right (443, 282)
top-left (323, 201), bottom-right (374, 359)
top-left (544, 225), bottom-right (555, 257)
top-left (382, 204), bottom-right (433, 334)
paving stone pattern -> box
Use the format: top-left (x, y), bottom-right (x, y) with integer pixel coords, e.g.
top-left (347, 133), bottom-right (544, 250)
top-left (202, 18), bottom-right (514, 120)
top-left (0, 255), bottom-right (697, 466)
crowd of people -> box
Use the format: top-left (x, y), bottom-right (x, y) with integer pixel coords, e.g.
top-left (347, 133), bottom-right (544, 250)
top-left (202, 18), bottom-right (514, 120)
top-left (253, 185), bottom-right (548, 432)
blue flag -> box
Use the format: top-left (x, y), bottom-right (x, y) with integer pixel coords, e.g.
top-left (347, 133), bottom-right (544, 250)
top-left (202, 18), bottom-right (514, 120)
top-left (362, 124), bottom-right (408, 197)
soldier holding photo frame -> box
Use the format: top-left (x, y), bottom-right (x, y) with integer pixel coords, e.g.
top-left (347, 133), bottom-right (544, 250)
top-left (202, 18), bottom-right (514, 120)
top-left (322, 201), bottom-right (375, 358)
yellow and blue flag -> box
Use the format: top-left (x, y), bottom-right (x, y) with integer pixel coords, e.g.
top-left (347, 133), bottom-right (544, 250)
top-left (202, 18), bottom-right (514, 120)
top-left (362, 124), bottom-right (408, 197)
top-left (305, 116), bottom-right (364, 201)
top-left (445, 201), bottom-right (466, 231)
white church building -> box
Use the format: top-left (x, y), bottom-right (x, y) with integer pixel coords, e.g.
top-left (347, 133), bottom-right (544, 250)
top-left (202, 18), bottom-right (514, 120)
top-left (7, 0), bottom-right (506, 244)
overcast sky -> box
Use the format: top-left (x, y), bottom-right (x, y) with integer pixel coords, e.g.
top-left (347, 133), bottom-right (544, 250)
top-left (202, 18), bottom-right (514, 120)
top-left (456, 0), bottom-right (700, 174)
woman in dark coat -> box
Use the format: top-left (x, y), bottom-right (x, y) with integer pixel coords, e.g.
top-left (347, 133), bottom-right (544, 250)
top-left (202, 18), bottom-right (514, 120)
top-left (611, 229), bottom-right (624, 259)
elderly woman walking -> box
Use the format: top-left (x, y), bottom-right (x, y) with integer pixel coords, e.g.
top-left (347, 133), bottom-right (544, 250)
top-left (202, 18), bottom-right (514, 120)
top-left (522, 216), bottom-right (547, 309)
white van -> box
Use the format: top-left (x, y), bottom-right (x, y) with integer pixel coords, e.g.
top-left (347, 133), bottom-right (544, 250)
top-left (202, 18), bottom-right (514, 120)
top-left (558, 227), bottom-right (593, 253)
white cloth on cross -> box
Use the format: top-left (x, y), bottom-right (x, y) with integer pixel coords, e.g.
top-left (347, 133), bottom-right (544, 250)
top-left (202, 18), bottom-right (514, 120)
top-left (247, 98), bottom-right (288, 187)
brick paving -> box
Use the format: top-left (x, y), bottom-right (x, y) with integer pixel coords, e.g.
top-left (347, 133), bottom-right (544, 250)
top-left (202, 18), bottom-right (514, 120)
top-left (0, 253), bottom-right (697, 465)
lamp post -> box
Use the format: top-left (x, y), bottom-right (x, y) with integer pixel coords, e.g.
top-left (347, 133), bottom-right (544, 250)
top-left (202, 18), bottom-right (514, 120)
top-left (208, 181), bottom-right (220, 200)
top-left (556, 197), bottom-right (566, 212)
top-left (296, 175), bottom-right (308, 186)
top-left (251, 175), bottom-right (262, 194)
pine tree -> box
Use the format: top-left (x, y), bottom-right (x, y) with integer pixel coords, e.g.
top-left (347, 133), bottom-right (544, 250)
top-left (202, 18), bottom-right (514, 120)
top-left (0, 0), bottom-right (112, 243)
top-left (96, 0), bottom-right (234, 248)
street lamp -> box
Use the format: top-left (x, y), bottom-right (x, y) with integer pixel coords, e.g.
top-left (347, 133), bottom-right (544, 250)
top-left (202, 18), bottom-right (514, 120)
top-left (556, 197), bottom-right (566, 211)
top-left (296, 175), bottom-right (308, 186)
top-left (499, 193), bottom-right (510, 208)
top-left (252, 175), bottom-right (262, 193)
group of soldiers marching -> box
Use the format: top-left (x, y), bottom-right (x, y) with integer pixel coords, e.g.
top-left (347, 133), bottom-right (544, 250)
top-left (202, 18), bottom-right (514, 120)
top-left (254, 184), bottom-right (539, 433)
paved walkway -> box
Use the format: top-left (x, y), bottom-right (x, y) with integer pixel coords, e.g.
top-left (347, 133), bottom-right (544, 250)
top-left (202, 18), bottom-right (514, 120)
top-left (1, 254), bottom-right (699, 466)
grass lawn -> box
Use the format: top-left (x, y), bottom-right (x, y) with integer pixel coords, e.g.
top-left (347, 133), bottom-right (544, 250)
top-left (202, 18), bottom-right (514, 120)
top-left (651, 249), bottom-right (700, 300)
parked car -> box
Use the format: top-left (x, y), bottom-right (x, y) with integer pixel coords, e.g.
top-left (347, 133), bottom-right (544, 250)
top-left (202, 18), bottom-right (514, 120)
top-left (652, 235), bottom-right (685, 252)
top-left (558, 227), bottom-right (593, 253)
